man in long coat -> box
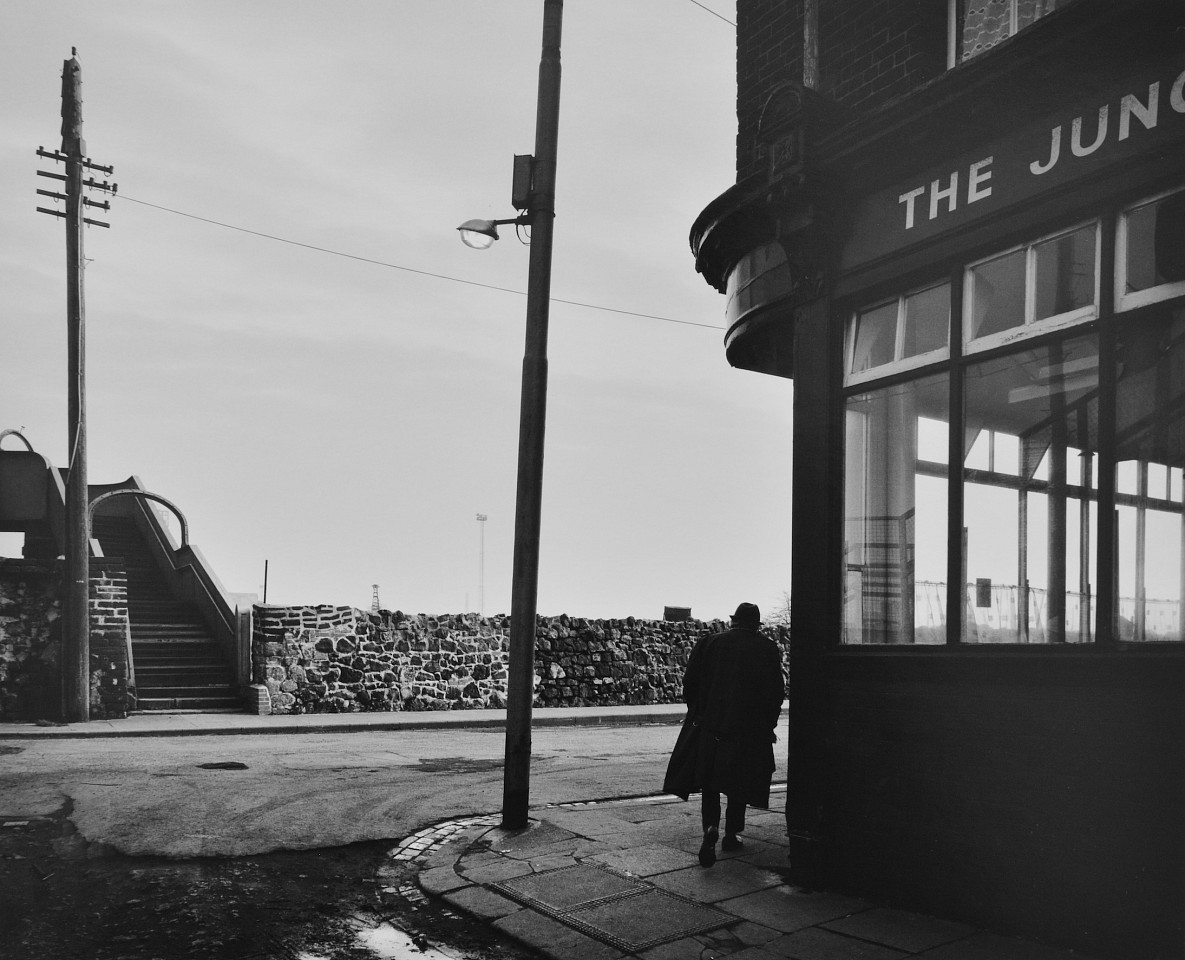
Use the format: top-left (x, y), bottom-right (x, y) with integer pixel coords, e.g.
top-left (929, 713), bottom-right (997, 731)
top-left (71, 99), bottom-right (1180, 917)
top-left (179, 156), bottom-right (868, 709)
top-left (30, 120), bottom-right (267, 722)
top-left (679, 602), bottom-right (784, 867)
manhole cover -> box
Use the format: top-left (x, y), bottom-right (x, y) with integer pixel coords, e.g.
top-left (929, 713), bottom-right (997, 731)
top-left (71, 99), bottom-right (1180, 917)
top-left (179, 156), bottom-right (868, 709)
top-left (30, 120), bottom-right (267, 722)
top-left (567, 888), bottom-right (736, 952)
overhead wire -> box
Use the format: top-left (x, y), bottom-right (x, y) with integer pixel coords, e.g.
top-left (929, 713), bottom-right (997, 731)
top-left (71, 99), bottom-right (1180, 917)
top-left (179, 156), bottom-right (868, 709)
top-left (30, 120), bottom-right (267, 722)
top-left (118, 194), bottom-right (725, 332)
top-left (686, 0), bottom-right (736, 27)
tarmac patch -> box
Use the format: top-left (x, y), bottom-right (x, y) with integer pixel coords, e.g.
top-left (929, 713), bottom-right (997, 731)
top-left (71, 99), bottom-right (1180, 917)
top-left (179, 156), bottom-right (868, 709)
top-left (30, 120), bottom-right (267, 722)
top-left (415, 757), bottom-right (503, 774)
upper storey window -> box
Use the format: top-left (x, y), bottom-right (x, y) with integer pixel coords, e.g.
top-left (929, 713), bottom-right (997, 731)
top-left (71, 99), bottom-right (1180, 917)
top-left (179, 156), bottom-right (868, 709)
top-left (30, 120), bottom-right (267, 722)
top-left (949, 0), bottom-right (1066, 66)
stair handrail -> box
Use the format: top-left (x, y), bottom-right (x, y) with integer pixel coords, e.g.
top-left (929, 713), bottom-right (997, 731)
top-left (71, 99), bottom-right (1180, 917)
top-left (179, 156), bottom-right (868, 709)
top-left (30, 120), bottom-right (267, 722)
top-left (88, 489), bottom-right (188, 547)
top-left (89, 484), bottom-right (235, 647)
top-left (0, 429), bottom-right (35, 451)
top-left (0, 432), bottom-right (67, 555)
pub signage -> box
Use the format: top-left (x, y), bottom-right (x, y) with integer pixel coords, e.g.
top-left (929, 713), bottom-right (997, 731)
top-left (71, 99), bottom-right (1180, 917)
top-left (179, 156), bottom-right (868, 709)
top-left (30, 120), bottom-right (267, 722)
top-left (841, 62), bottom-right (1185, 272)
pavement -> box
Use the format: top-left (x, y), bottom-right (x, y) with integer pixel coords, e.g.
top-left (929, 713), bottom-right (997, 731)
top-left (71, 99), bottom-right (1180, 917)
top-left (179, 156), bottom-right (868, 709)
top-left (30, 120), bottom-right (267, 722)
top-left (0, 706), bottom-right (1101, 960)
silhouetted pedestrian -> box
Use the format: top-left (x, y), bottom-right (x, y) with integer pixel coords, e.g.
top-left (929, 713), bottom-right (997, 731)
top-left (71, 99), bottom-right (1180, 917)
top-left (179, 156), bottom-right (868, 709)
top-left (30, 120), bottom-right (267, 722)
top-left (664, 602), bottom-right (784, 867)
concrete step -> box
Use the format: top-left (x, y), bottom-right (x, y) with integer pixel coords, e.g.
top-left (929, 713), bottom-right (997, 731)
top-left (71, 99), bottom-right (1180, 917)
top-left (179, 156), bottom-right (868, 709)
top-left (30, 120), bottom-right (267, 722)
top-left (135, 694), bottom-right (243, 712)
top-left (137, 666), bottom-right (233, 685)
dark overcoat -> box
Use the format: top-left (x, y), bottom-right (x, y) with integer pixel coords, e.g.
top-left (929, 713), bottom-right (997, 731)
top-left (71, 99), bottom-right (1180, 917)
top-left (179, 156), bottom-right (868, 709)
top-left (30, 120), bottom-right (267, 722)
top-left (663, 625), bottom-right (785, 807)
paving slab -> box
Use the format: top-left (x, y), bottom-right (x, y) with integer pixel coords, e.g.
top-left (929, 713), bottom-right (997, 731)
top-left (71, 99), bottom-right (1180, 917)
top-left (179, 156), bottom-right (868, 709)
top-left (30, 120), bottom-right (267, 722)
top-left (441, 883), bottom-right (523, 920)
top-left (541, 808), bottom-right (656, 841)
top-left (764, 926), bottom-right (910, 960)
top-left (417, 864), bottom-right (471, 895)
top-left (915, 933), bottom-right (1095, 960)
top-left (648, 859), bottom-right (784, 902)
top-left (484, 821), bottom-right (580, 855)
top-left (586, 842), bottom-right (700, 878)
top-left (718, 886), bottom-right (871, 934)
top-left (822, 907), bottom-right (976, 953)
top-left (457, 858), bottom-right (535, 884)
top-left (564, 887), bottom-right (736, 953)
top-left (493, 907), bottom-right (626, 960)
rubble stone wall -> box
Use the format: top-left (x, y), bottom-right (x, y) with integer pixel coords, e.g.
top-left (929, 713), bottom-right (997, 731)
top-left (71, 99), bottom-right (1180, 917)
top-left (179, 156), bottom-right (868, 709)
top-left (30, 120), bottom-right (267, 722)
top-left (252, 605), bottom-right (788, 716)
top-left (0, 559), bottom-right (62, 722)
top-left (0, 559), bottom-right (133, 721)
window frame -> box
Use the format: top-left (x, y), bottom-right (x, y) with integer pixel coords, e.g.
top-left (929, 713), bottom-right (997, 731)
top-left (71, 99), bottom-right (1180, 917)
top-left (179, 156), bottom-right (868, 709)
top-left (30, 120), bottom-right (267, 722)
top-left (947, 0), bottom-right (1079, 68)
top-left (962, 219), bottom-right (1100, 356)
top-left (839, 200), bottom-right (1185, 649)
top-left (1114, 185), bottom-right (1185, 313)
top-left (845, 280), bottom-right (951, 387)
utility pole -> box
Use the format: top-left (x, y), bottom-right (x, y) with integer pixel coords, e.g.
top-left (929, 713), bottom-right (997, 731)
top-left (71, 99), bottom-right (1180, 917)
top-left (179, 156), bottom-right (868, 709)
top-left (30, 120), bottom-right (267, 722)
top-left (36, 50), bottom-right (115, 722)
top-left (502, 0), bottom-right (563, 830)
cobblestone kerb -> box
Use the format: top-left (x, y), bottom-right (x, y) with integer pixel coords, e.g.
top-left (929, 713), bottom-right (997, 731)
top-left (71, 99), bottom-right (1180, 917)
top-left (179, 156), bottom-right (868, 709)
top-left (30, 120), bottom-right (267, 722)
top-left (252, 606), bottom-right (786, 716)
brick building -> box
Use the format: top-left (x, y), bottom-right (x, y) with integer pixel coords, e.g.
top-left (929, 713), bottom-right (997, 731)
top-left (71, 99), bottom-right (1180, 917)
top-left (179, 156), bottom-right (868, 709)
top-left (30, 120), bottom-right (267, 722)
top-left (690, 1), bottom-right (1185, 956)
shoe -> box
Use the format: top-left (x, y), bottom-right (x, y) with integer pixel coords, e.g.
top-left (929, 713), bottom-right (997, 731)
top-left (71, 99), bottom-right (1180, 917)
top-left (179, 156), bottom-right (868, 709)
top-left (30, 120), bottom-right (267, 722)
top-left (722, 834), bottom-right (742, 852)
top-left (698, 826), bottom-right (718, 867)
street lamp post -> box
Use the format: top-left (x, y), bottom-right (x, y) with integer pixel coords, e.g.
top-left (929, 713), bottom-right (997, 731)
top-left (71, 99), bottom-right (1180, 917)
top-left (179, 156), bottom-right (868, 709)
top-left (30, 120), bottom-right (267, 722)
top-left (458, 0), bottom-right (562, 829)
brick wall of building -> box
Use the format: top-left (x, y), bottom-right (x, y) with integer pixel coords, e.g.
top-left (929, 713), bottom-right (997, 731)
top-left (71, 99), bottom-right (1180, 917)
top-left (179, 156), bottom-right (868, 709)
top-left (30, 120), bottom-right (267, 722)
top-left (735, 0), bottom-right (946, 183)
top-left (88, 560), bottom-right (132, 720)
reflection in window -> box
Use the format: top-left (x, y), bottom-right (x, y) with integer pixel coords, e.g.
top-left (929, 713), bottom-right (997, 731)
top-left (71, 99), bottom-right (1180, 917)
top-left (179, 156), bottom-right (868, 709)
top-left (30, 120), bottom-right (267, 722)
top-left (967, 248), bottom-right (1025, 340)
top-left (1118, 189), bottom-right (1185, 310)
top-left (903, 284), bottom-right (950, 358)
top-left (1034, 224), bottom-right (1096, 321)
top-left (1114, 307), bottom-right (1185, 640)
top-left (844, 374), bottom-right (949, 643)
top-left (965, 223), bottom-right (1099, 350)
top-left (851, 301), bottom-right (897, 374)
top-left (963, 335), bottom-right (1099, 642)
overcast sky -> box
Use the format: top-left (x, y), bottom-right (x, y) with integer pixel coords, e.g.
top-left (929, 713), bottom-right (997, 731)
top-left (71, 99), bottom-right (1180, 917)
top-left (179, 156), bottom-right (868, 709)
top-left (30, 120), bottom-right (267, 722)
top-left (0, 1), bottom-right (794, 621)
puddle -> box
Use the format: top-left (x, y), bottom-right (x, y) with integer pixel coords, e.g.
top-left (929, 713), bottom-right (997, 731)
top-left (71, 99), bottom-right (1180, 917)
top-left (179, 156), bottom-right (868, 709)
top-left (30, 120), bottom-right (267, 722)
top-left (354, 921), bottom-right (455, 958)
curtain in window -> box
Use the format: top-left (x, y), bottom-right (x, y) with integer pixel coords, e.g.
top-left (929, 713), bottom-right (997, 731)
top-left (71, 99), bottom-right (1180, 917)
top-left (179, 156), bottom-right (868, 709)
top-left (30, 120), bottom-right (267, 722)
top-left (962, 0), bottom-right (1063, 62)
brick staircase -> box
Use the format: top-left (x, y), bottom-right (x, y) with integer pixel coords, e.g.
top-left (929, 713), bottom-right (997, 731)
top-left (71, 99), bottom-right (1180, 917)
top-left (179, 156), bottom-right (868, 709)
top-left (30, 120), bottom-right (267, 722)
top-left (91, 515), bottom-right (239, 712)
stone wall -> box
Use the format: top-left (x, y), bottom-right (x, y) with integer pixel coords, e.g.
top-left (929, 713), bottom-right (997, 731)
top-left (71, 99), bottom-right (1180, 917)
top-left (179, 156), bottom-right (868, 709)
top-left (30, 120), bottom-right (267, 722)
top-left (253, 605), bottom-right (789, 716)
top-left (0, 559), bottom-right (61, 722)
top-left (0, 558), bottom-right (133, 721)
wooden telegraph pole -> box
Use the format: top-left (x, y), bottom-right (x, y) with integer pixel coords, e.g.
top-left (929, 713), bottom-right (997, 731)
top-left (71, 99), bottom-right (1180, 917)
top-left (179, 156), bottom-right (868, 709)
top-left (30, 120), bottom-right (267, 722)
top-left (36, 50), bottom-right (115, 721)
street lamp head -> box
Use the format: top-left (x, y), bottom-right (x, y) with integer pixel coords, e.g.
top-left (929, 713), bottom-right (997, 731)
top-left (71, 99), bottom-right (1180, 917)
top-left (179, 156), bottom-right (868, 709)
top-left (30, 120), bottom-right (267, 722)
top-left (457, 218), bottom-right (500, 250)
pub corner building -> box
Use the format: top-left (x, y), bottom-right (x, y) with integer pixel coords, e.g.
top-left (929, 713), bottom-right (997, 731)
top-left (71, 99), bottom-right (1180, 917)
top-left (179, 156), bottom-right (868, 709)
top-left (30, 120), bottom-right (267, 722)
top-left (690, 1), bottom-right (1185, 956)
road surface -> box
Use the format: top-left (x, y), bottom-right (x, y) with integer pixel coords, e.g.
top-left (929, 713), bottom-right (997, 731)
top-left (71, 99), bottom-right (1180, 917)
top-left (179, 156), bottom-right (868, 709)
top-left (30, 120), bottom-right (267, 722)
top-left (0, 717), bottom-right (790, 858)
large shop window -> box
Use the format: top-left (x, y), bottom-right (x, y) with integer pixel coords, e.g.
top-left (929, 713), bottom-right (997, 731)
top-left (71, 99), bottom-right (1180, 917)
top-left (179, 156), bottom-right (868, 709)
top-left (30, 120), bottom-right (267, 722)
top-left (949, 0), bottom-right (1066, 66)
top-left (842, 188), bottom-right (1185, 645)
top-left (963, 336), bottom-right (1099, 642)
top-left (1114, 306), bottom-right (1185, 641)
top-left (844, 374), bottom-right (949, 644)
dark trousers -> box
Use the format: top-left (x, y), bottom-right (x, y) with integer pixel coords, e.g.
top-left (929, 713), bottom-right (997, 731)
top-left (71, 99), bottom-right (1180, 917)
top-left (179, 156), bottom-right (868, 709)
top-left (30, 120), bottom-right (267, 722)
top-left (701, 790), bottom-right (746, 835)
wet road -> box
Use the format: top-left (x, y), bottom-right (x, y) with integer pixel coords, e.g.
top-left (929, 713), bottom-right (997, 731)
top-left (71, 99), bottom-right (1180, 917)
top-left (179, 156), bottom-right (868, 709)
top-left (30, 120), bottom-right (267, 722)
top-left (0, 719), bottom-right (788, 958)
